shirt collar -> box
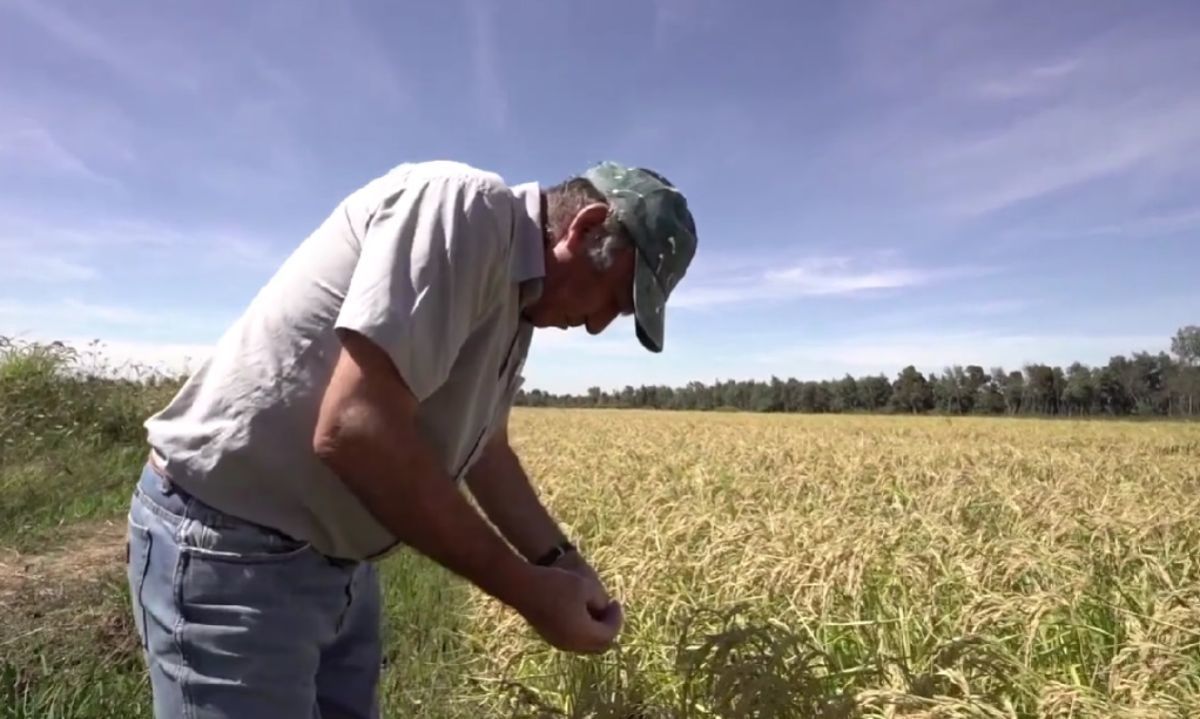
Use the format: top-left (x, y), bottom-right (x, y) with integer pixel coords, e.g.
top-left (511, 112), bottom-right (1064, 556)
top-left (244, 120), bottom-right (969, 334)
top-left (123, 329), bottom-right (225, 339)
top-left (508, 181), bottom-right (545, 308)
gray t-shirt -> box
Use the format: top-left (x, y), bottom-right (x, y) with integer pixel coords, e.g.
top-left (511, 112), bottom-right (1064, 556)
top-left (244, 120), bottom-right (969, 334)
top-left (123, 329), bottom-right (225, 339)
top-left (144, 161), bottom-right (544, 560)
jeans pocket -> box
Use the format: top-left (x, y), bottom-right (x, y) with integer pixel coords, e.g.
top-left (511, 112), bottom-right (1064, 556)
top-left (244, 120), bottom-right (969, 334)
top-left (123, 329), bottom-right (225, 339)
top-left (178, 513), bottom-right (313, 565)
top-left (126, 510), bottom-right (153, 651)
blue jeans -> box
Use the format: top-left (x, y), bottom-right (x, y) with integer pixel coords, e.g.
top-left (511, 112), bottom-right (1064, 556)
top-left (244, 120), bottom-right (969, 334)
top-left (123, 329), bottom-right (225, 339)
top-left (126, 461), bottom-right (382, 718)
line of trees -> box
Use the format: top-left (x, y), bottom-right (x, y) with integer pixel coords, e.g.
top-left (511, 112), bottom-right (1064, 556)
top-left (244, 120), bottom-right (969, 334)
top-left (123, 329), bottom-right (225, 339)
top-left (515, 326), bottom-right (1200, 418)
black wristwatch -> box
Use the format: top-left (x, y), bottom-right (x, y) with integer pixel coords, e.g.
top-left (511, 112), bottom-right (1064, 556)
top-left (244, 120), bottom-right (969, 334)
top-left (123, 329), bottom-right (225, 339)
top-left (533, 540), bottom-right (576, 566)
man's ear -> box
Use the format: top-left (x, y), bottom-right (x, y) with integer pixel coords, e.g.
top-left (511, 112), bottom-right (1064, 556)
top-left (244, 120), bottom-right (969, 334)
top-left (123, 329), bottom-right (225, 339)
top-left (564, 203), bottom-right (610, 251)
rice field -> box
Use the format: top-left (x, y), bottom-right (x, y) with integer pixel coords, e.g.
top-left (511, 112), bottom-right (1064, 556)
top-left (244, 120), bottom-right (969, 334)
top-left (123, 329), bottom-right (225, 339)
top-left (4, 407), bottom-right (1200, 718)
top-left (477, 410), bottom-right (1200, 718)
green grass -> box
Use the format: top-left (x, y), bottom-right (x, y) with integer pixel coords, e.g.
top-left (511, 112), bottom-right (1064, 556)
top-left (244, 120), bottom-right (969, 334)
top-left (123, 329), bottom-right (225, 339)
top-left (1, 570), bottom-right (150, 719)
top-left (0, 340), bottom-right (486, 718)
top-left (0, 444), bottom-right (148, 552)
top-left (0, 338), bottom-right (177, 551)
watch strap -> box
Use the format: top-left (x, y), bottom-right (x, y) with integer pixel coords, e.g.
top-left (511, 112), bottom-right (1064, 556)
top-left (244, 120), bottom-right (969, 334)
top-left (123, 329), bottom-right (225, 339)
top-left (533, 540), bottom-right (576, 566)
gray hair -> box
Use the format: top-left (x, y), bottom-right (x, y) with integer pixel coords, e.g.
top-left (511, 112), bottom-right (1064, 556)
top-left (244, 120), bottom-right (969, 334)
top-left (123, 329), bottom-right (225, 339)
top-left (545, 176), bottom-right (633, 271)
top-left (586, 225), bottom-right (632, 271)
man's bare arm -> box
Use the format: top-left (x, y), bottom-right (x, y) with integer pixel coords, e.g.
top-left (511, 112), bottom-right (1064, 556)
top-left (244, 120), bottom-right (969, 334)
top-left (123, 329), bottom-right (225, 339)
top-left (312, 329), bottom-right (535, 608)
top-left (465, 423), bottom-right (568, 563)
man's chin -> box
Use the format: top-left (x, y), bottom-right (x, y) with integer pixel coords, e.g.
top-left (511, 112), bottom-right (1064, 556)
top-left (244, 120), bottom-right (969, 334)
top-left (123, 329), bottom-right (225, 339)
top-left (521, 311), bottom-right (560, 329)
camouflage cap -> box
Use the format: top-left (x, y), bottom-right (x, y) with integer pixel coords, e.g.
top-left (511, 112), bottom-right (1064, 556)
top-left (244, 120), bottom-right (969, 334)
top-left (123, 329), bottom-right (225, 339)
top-left (583, 161), bottom-right (698, 353)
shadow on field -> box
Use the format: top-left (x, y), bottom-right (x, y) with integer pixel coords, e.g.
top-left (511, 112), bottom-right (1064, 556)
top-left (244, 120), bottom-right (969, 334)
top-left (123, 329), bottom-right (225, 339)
top-left (489, 605), bottom-right (862, 719)
top-left (487, 603), bottom-right (1035, 719)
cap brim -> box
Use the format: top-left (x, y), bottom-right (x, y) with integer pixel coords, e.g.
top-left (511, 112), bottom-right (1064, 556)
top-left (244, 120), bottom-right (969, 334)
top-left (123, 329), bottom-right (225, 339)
top-left (633, 255), bottom-right (665, 353)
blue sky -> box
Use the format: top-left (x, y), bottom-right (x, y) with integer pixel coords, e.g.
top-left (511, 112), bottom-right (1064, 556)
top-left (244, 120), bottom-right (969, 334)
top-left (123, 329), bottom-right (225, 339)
top-left (2, 0), bottom-right (1198, 394)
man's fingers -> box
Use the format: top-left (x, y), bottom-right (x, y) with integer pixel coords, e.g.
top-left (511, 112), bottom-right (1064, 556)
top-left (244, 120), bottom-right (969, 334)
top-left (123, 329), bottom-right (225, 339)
top-left (571, 577), bottom-right (620, 652)
top-left (527, 566), bottom-right (622, 654)
top-left (579, 571), bottom-right (611, 607)
top-left (605, 601), bottom-right (623, 631)
top-left (586, 588), bottom-right (611, 613)
top-left (590, 600), bottom-right (623, 631)
top-left (578, 602), bottom-right (622, 653)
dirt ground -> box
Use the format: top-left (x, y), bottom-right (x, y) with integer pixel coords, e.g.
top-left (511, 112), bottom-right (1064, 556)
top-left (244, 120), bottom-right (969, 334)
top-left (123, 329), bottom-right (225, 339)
top-left (0, 520), bottom-right (126, 594)
top-left (0, 519), bottom-right (130, 648)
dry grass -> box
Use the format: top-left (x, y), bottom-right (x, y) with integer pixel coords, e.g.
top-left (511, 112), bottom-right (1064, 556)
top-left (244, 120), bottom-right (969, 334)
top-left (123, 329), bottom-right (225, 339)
top-left (0, 519), bottom-right (127, 597)
top-left (459, 410), bottom-right (1200, 718)
top-left (3, 397), bottom-right (1199, 717)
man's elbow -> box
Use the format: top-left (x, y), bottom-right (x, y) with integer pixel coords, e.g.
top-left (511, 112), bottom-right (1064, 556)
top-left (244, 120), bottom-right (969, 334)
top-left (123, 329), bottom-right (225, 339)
top-left (313, 393), bottom-right (430, 484)
top-left (313, 332), bottom-right (423, 477)
top-left (312, 420), bottom-right (342, 469)
top-left (312, 400), bottom-right (373, 475)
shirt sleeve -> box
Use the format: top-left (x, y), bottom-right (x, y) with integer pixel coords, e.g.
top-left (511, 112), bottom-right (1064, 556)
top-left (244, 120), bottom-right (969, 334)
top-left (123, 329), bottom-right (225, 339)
top-left (335, 173), bottom-right (512, 401)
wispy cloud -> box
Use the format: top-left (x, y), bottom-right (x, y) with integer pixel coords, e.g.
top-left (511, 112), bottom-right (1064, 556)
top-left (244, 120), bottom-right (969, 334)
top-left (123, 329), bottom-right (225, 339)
top-left (828, 298), bottom-right (1034, 338)
top-left (839, 3), bottom-right (1200, 221)
top-left (1, 1), bottom-right (412, 200)
top-left (462, 0), bottom-right (508, 132)
top-left (651, 0), bottom-right (723, 51)
top-left (315, 3), bottom-right (411, 113)
top-left (3, 0), bottom-right (139, 81)
top-left (752, 331), bottom-right (1169, 378)
top-left (0, 211), bottom-right (285, 288)
top-left (974, 58), bottom-right (1081, 100)
top-left (672, 254), bottom-right (989, 309)
top-left (52, 220), bottom-right (180, 250)
top-left (925, 98), bottom-right (1200, 218)
top-left (0, 125), bottom-right (120, 187)
top-left (1, 0), bottom-right (197, 93)
top-left (766, 259), bottom-right (936, 295)
top-left (62, 300), bottom-right (157, 325)
top-left (0, 240), bottom-right (98, 283)
top-left (529, 317), bottom-right (648, 358)
top-left (522, 316), bottom-right (695, 393)
top-left (0, 298), bottom-right (158, 327)
top-left (1003, 205), bottom-right (1200, 246)
top-left (206, 231), bottom-right (288, 273)
top-left (953, 299), bottom-right (1031, 317)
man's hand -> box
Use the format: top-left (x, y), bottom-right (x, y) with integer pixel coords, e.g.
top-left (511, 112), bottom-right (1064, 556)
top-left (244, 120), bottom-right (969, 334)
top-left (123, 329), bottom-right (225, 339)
top-left (514, 565), bottom-right (623, 654)
top-left (463, 434), bottom-right (624, 652)
top-left (546, 550), bottom-right (625, 648)
top-left (552, 549), bottom-right (604, 588)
